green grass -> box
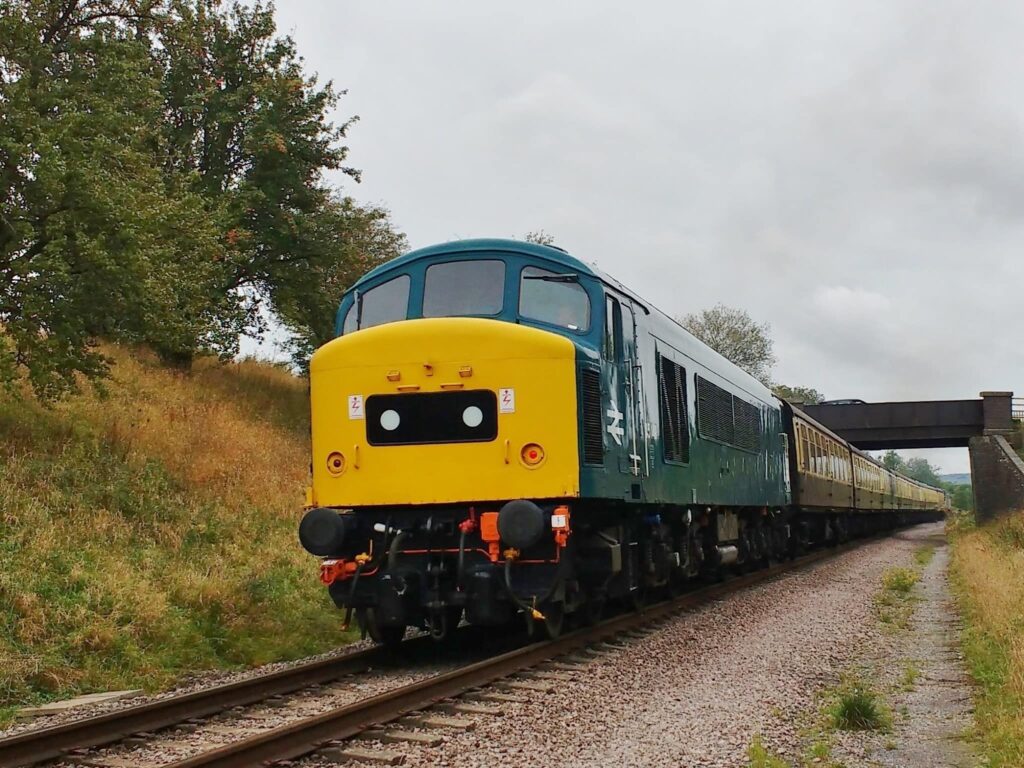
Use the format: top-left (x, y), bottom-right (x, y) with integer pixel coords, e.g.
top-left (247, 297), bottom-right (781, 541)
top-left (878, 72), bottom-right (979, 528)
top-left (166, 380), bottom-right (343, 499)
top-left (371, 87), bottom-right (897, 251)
top-left (0, 346), bottom-right (354, 724)
top-left (901, 661), bottom-right (921, 691)
top-left (882, 567), bottom-right (919, 595)
top-left (874, 566), bottom-right (920, 630)
top-left (829, 682), bottom-right (891, 731)
top-left (914, 545), bottom-right (936, 567)
top-left (949, 512), bottom-right (1024, 767)
top-left (746, 735), bottom-right (790, 768)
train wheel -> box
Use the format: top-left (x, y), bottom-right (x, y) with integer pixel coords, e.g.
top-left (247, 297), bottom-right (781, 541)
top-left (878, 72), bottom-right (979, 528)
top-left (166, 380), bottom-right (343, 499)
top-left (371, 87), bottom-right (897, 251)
top-left (360, 608), bottom-right (405, 648)
top-left (540, 602), bottom-right (564, 639)
top-left (581, 592), bottom-right (606, 626)
top-left (628, 583), bottom-right (648, 612)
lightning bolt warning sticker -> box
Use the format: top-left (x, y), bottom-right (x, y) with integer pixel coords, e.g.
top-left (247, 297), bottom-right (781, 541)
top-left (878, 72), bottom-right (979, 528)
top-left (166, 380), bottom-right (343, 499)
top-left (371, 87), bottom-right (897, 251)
top-left (347, 394), bottom-right (364, 419)
top-left (498, 388), bottom-right (515, 413)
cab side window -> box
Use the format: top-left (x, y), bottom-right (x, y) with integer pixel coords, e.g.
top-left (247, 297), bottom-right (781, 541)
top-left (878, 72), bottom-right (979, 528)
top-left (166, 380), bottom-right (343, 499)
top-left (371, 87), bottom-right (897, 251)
top-left (604, 296), bottom-right (620, 361)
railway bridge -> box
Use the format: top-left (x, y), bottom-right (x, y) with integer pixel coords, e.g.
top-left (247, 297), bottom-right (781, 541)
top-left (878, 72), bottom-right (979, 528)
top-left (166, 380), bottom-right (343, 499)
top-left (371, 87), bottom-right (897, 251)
top-left (798, 391), bottom-right (1024, 521)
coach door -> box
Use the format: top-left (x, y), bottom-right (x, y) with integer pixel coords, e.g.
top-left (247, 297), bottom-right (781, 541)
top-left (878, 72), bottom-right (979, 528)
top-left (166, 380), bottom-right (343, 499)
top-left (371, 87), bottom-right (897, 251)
top-left (604, 295), bottom-right (644, 498)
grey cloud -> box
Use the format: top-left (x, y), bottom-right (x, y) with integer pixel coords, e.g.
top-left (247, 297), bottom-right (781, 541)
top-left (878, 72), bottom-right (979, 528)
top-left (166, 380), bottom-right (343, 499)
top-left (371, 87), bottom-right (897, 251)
top-left (266, 0), bottom-right (1024, 472)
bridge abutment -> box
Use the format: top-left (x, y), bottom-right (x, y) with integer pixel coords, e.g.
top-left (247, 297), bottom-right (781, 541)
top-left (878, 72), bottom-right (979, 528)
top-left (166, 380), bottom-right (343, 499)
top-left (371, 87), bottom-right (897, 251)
top-left (968, 435), bottom-right (1024, 523)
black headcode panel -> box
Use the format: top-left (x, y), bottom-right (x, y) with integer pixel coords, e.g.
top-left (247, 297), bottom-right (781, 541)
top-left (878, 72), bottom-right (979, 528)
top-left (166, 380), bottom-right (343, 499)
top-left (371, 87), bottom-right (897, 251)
top-left (365, 390), bottom-right (498, 446)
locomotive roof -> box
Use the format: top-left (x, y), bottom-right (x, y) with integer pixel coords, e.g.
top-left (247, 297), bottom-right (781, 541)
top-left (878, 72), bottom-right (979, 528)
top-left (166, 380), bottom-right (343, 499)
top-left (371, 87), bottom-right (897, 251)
top-left (353, 239), bottom-right (654, 308)
top-left (354, 238), bottom-right (596, 285)
top-left (352, 238), bottom-right (776, 401)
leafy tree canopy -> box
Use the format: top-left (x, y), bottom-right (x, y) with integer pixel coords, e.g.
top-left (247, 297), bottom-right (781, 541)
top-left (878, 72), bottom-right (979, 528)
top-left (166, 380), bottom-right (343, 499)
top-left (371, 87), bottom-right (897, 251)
top-left (880, 450), bottom-right (944, 487)
top-left (679, 304), bottom-right (776, 386)
top-left (0, 0), bottom-right (403, 397)
top-left (524, 230), bottom-right (556, 246)
top-left (773, 383), bottom-right (825, 404)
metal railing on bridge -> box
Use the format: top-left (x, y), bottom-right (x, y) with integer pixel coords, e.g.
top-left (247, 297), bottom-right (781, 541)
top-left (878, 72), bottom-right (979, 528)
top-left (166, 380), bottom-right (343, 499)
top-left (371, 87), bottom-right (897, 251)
top-left (1013, 398), bottom-right (1024, 421)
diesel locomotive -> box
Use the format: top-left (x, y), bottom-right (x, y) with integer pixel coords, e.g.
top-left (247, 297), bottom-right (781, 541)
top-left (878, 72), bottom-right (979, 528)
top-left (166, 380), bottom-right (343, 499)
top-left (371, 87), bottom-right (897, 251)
top-left (298, 239), bottom-right (947, 644)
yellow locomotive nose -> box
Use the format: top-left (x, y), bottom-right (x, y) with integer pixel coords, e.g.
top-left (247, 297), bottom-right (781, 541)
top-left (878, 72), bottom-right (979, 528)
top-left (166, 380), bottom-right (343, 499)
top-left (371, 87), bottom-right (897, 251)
top-left (308, 317), bottom-right (580, 509)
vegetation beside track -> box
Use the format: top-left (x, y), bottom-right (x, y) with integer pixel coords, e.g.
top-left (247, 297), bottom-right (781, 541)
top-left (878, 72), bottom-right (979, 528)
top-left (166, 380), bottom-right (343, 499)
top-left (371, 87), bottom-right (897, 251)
top-left (0, 345), bottom-right (353, 724)
top-left (948, 509), bottom-right (1024, 767)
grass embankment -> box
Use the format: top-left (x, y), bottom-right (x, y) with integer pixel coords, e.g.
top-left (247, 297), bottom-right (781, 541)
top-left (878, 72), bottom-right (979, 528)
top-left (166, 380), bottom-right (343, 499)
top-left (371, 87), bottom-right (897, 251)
top-left (0, 346), bottom-right (352, 724)
top-left (949, 510), bottom-right (1024, 767)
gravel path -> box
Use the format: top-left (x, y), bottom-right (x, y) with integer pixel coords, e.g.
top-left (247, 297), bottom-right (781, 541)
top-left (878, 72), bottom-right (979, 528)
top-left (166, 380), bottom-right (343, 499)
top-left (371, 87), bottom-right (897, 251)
top-left (829, 530), bottom-right (978, 767)
top-left (301, 524), bottom-right (944, 768)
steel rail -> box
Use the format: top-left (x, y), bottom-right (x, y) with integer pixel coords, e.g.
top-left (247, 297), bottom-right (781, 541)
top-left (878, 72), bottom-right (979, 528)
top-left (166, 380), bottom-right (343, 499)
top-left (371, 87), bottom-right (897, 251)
top-left (163, 544), bottom-right (849, 768)
top-left (0, 634), bottom-right (445, 768)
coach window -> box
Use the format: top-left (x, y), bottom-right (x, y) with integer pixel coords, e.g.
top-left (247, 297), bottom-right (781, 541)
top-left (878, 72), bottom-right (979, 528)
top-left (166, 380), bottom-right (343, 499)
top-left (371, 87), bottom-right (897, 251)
top-left (343, 274), bottom-right (410, 333)
top-left (799, 426), bottom-right (810, 472)
top-left (423, 260), bottom-right (505, 317)
top-left (519, 266), bottom-right (591, 331)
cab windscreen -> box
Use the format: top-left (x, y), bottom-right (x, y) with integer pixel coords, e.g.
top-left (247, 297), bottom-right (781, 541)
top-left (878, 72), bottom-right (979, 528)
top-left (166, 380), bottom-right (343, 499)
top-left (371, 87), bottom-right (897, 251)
top-left (366, 390), bottom-right (498, 446)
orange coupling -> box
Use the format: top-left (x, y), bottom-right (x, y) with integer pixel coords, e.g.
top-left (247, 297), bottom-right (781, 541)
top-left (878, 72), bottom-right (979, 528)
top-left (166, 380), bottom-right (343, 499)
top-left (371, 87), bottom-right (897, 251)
top-left (320, 559), bottom-right (356, 585)
top-left (551, 505), bottom-right (571, 548)
top-left (319, 552), bottom-right (371, 586)
top-left (480, 511), bottom-right (500, 562)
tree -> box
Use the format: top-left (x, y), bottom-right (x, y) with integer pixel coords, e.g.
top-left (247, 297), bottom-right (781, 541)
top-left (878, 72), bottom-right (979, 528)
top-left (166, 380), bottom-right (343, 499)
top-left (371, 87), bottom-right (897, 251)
top-left (679, 304), bottom-right (776, 385)
top-left (152, 0), bottom-right (372, 365)
top-left (904, 457), bottom-right (942, 487)
top-left (524, 230), bottom-right (556, 246)
top-left (0, 0), bottom-right (227, 396)
top-left (949, 484), bottom-right (973, 512)
top-left (881, 450), bottom-right (906, 473)
top-left (274, 199), bottom-right (406, 370)
top-left (0, 0), bottom-right (405, 393)
top-left (879, 451), bottom-right (944, 487)
top-left (773, 384), bottom-right (824, 404)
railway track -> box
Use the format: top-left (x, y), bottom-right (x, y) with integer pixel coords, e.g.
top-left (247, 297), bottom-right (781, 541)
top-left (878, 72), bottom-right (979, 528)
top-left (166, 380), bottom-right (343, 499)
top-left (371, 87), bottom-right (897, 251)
top-left (0, 631), bottom-right (495, 768)
top-left (0, 540), bottom-right (866, 768)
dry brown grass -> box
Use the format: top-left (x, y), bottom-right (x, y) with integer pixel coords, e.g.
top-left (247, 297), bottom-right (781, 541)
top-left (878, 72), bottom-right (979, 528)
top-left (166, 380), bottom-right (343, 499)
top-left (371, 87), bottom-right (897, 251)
top-left (57, 346), bottom-right (310, 508)
top-left (949, 510), bottom-right (1024, 766)
top-left (0, 345), bottom-right (349, 721)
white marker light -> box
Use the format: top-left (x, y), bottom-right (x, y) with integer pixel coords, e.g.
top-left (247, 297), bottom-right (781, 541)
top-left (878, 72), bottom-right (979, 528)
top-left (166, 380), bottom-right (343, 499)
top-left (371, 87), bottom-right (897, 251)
top-left (380, 409), bottom-right (401, 431)
top-left (462, 405), bottom-right (483, 428)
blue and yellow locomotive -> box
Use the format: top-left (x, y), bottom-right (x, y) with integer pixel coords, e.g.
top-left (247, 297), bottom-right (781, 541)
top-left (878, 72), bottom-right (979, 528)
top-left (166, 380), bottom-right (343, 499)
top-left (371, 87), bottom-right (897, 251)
top-left (298, 239), bottom-right (945, 643)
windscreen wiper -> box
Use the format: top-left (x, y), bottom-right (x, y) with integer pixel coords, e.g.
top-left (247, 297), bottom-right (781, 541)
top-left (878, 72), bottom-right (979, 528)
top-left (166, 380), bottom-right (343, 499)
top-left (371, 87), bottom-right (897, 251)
top-left (522, 272), bottom-right (579, 283)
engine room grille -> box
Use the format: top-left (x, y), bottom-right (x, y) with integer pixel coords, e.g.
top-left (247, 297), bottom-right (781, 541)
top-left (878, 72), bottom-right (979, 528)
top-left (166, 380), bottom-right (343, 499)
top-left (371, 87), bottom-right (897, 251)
top-left (580, 367), bottom-right (604, 465)
top-left (732, 397), bottom-right (761, 452)
top-left (696, 375), bottom-right (762, 452)
top-left (658, 354), bottom-right (690, 463)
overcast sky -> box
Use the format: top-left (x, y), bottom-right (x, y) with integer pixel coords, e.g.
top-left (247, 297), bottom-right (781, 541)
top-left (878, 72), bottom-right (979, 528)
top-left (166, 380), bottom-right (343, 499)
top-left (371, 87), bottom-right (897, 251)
top-left (262, 0), bottom-right (1024, 474)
